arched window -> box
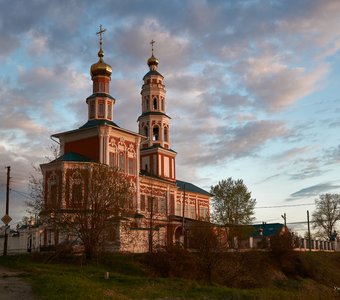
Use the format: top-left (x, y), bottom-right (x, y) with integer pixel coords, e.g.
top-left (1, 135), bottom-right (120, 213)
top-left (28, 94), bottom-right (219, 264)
top-left (144, 126), bottom-right (148, 137)
top-left (153, 126), bottom-right (159, 141)
top-left (146, 98), bottom-right (149, 110)
top-left (164, 127), bottom-right (168, 142)
top-left (153, 98), bottom-right (158, 110)
top-left (161, 99), bottom-right (164, 111)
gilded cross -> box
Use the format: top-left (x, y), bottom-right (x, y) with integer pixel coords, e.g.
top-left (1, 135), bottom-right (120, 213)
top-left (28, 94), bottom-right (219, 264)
top-left (150, 39), bottom-right (155, 54)
top-left (96, 25), bottom-right (106, 49)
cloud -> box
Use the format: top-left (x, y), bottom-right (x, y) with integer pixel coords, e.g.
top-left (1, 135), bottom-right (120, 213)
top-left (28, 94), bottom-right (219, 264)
top-left (272, 147), bottom-right (309, 161)
top-left (175, 119), bottom-right (290, 168)
top-left (289, 182), bottom-right (340, 199)
top-left (323, 145), bottom-right (340, 165)
top-left (241, 55), bottom-right (328, 111)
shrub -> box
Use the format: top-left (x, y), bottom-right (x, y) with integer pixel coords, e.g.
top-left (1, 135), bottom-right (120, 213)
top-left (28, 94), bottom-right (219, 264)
top-left (142, 245), bottom-right (198, 279)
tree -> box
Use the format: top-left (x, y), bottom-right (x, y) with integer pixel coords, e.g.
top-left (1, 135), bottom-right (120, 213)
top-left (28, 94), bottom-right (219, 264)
top-left (188, 221), bottom-right (227, 282)
top-left (43, 164), bottom-right (134, 259)
top-left (211, 178), bottom-right (256, 226)
top-left (211, 178), bottom-right (256, 248)
top-left (26, 144), bottom-right (59, 219)
top-left (312, 193), bottom-right (340, 240)
top-left (27, 165), bottom-right (44, 218)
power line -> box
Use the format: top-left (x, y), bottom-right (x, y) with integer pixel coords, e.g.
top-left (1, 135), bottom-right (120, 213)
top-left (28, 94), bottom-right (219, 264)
top-left (10, 189), bottom-right (32, 201)
top-left (255, 203), bottom-right (315, 209)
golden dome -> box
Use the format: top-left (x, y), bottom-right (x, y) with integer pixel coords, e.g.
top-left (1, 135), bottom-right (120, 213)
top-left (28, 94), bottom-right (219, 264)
top-left (147, 54), bottom-right (159, 66)
top-left (90, 49), bottom-right (112, 78)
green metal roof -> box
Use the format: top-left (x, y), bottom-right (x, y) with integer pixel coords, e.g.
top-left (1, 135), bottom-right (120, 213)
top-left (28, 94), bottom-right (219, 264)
top-left (79, 119), bottom-right (119, 129)
top-left (176, 180), bottom-right (211, 196)
top-left (137, 111), bottom-right (171, 122)
top-left (140, 144), bottom-right (177, 154)
top-left (143, 70), bottom-right (164, 80)
top-left (86, 92), bottom-right (115, 101)
top-left (52, 152), bottom-right (94, 163)
top-left (251, 223), bottom-right (284, 237)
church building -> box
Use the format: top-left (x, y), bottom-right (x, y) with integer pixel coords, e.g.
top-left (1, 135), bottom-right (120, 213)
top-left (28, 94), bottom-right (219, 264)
top-left (40, 28), bottom-right (210, 252)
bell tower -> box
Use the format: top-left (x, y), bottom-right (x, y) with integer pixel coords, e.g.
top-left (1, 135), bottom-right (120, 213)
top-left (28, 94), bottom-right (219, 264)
top-left (138, 41), bottom-right (176, 181)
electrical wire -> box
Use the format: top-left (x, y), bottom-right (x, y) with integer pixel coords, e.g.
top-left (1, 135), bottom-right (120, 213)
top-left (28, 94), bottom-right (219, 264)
top-left (255, 203), bottom-right (315, 209)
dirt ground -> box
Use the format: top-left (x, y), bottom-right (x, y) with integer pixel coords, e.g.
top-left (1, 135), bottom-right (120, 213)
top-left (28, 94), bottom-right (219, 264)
top-left (0, 266), bottom-right (37, 300)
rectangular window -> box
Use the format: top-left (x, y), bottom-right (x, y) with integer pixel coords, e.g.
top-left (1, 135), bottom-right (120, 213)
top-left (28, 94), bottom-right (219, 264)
top-left (98, 102), bottom-right (105, 118)
top-left (119, 153), bottom-right (125, 171)
top-left (147, 196), bottom-right (153, 212)
top-left (140, 195), bottom-right (146, 211)
top-left (153, 197), bottom-right (158, 213)
top-left (128, 157), bottom-right (134, 175)
top-left (189, 205), bottom-right (195, 219)
top-left (199, 207), bottom-right (209, 220)
top-left (109, 152), bottom-right (116, 167)
top-left (90, 102), bottom-right (95, 119)
top-left (175, 202), bottom-right (182, 216)
top-left (71, 184), bottom-right (83, 208)
top-left (107, 103), bottom-right (112, 119)
top-left (50, 185), bottom-right (58, 207)
top-left (159, 197), bottom-right (166, 214)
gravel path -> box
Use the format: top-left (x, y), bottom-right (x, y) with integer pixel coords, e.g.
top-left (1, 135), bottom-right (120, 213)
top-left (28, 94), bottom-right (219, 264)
top-left (0, 266), bottom-right (37, 300)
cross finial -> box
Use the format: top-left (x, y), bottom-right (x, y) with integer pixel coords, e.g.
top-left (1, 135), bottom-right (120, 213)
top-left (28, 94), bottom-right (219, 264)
top-left (150, 39), bottom-right (155, 55)
top-left (96, 25), bottom-right (106, 51)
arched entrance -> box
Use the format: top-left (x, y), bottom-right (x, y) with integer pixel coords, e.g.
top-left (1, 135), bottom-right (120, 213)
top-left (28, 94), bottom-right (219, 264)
top-left (174, 226), bottom-right (184, 245)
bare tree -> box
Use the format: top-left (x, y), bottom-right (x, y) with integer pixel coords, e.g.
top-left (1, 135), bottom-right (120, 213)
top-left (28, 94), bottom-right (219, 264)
top-left (26, 165), bottom-right (44, 218)
top-left (26, 144), bottom-right (60, 218)
top-left (312, 193), bottom-right (340, 239)
top-left (44, 164), bottom-right (134, 259)
top-left (188, 221), bottom-right (227, 282)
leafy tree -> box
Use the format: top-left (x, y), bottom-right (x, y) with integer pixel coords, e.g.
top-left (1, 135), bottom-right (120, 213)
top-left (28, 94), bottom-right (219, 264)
top-left (312, 193), bottom-right (340, 239)
top-left (211, 178), bottom-right (256, 226)
top-left (211, 178), bottom-right (256, 248)
top-left (43, 164), bottom-right (134, 259)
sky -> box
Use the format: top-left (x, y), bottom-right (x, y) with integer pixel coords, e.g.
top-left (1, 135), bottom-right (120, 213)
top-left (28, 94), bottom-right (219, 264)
top-left (0, 0), bottom-right (339, 236)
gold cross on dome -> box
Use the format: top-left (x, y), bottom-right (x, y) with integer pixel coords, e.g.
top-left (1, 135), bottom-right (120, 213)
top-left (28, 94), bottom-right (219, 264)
top-left (96, 25), bottom-right (106, 49)
top-left (150, 39), bottom-right (155, 54)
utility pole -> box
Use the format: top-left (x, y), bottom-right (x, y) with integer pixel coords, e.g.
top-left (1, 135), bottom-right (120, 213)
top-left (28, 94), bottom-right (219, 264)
top-left (281, 213), bottom-right (286, 229)
top-left (148, 196), bottom-right (154, 253)
top-left (182, 184), bottom-right (186, 248)
top-left (307, 210), bottom-right (311, 252)
top-left (3, 166), bottom-right (11, 256)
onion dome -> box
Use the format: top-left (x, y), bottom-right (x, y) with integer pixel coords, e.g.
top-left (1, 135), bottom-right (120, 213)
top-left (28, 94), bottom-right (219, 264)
top-left (147, 40), bottom-right (159, 71)
top-left (147, 53), bottom-right (159, 67)
top-left (90, 49), bottom-right (112, 78)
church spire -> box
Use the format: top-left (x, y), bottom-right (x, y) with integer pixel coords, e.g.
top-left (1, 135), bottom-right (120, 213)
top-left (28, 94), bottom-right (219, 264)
top-left (90, 25), bottom-right (112, 79)
top-left (86, 25), bottom-right (115, 123)
top-left (97, 24), bottom-right (106, 60)
top-left (147, 39), bottom-right (159, 71)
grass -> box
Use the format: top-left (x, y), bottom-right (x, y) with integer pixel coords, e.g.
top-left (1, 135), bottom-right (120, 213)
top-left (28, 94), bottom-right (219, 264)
top-left (0, 252), bottom-right (339, 299)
